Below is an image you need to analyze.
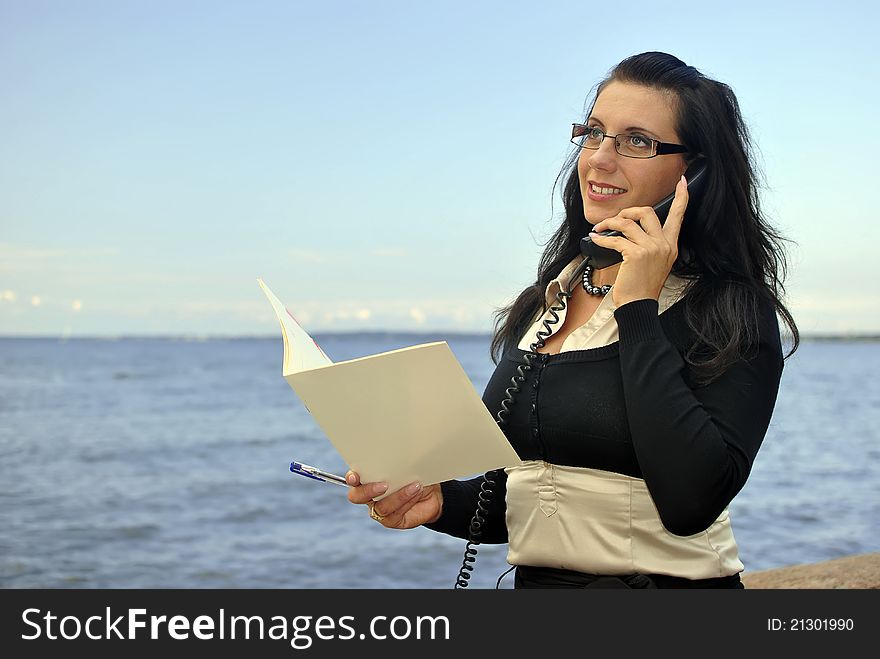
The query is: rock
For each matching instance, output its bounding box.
[741,552,880,589]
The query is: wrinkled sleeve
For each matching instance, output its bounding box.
[422,469,508,543]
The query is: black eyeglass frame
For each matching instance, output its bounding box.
[570,123,689,158]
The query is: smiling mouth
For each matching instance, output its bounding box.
[589,183,627,195]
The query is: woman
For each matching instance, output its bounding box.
[346,52,799,588]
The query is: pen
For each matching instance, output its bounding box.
[290,461,349,487]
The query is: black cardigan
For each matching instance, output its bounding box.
[425,295,784,541]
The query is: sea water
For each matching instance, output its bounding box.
[1,335,877,588]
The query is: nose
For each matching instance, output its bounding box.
[586,135,619,172]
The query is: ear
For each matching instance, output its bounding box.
[677,154,692,177]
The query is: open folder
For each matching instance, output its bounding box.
[258,279,522,496]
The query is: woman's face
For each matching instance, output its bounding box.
[578,80,688,225]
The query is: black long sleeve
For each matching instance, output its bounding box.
[423,295,784,542]
[423,469,508,543]
[614,298,783,535]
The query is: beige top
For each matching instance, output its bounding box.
[506,256,744,580]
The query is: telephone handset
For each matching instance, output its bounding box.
[580,160,708,270]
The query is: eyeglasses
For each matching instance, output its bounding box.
[570,123,689,159]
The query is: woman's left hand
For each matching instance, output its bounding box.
[588,175,689,308]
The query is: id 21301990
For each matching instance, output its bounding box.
[767,618,854,631]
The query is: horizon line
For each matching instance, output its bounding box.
[1,332,878,342]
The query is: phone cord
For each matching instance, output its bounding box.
[453,255,591,589]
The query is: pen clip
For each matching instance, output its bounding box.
[290,462,326,482]
[289,460,348,486]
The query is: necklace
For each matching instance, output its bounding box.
[582,264,612,296]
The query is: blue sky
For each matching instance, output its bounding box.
[1,0,877,337]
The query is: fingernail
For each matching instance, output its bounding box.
[681,175,687,186]
[345,472,356,485]
[374,482,388,495]
[406,482,422,496]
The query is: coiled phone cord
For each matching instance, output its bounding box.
[454,254,592,589]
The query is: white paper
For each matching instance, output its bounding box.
[259,279,522,496]
[258,278,332,373]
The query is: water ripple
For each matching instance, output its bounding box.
[1,337,877,587]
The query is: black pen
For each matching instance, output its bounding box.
[290,461,349,487]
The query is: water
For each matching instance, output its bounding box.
[1,336,877,588]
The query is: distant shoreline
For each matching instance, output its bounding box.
[2,333,880,342]
[1,332,493,341]
[794,334,880,342]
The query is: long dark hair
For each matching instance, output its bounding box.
[490,52,799,385]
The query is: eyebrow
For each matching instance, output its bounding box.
[587,117,663,140]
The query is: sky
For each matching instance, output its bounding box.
[1,0,878,337]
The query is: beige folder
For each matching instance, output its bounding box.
[259,279,522,497]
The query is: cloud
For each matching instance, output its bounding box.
[319,308,372,324]
[791,292,880,312]
[288,248,339,265]
[370,248,408,258]
[281,297,492,331]
[452,307,471,323]
[789,292,880,333]
[288,246,408,264]
[0,243,118,273]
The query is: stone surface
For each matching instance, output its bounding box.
[741,552,880,589]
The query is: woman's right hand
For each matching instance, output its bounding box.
[345,471,443,530]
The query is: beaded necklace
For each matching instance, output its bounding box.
[582,263,612,296]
